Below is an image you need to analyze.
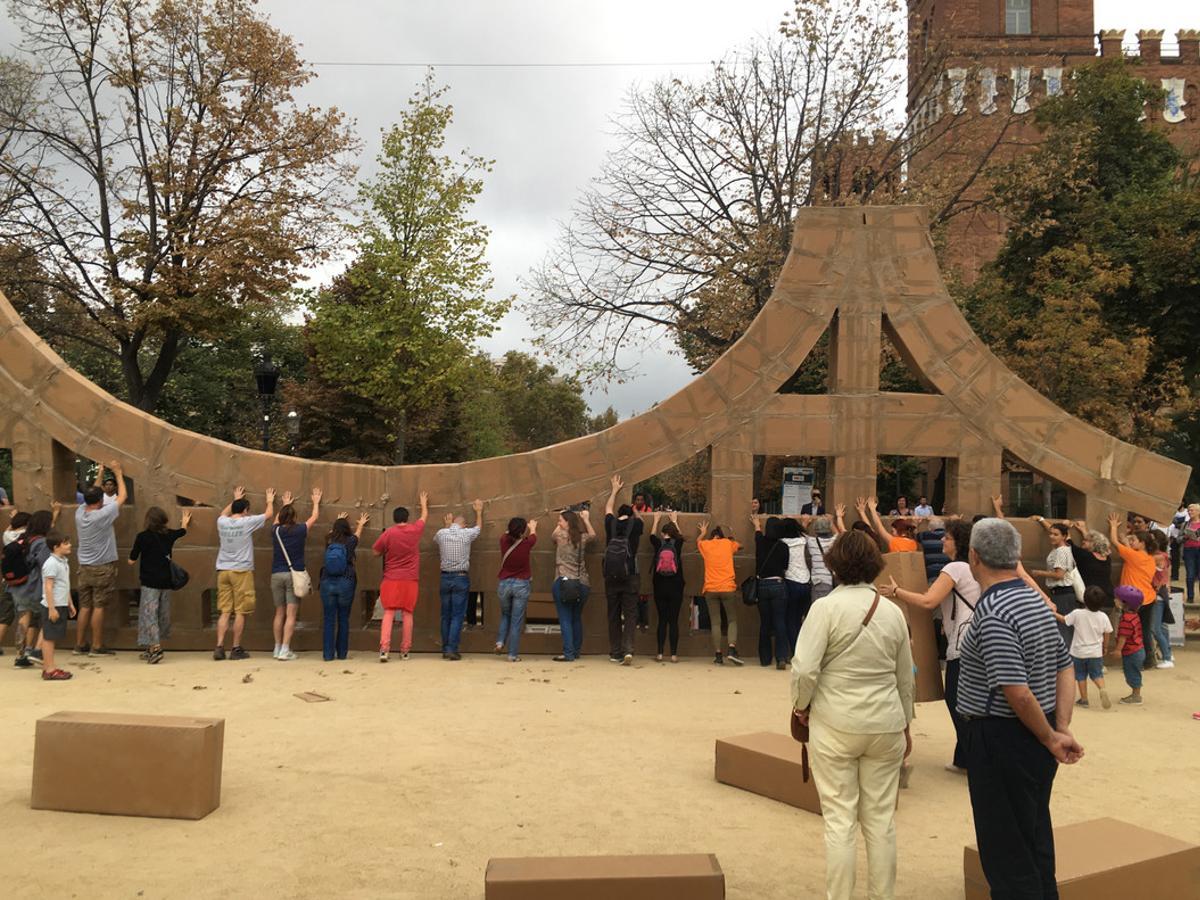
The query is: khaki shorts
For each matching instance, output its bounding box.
[77,562,119,609]
[217,570,256,616]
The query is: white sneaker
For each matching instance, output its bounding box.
[379,651,388,663]
[277,649,297,661]
[272,645,282,659]
[1155,660,1174,669]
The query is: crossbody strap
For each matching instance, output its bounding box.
[755,538,781,579]
[825,590,881,668]
[499,535,525,569]
[275,527,296,570]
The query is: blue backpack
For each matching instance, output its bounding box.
[324,541,350,577]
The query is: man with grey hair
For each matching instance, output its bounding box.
[957,517,1082,897]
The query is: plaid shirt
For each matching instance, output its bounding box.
[434,524,480,572]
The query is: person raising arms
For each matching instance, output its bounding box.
[373,491,430,662]
[1107,512,1158,670]
[864,497,919,553]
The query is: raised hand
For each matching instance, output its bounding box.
[835,503,846,517]
[311,487,323,503]
[419,491,429,505]
[265,488,276,503]
[472,498,484,513]
[528,518,539,534]
[281,490,294,506]
[443,513,454,527]
[1107,512,1121,526]
[357,512,370,527]
[181,511,193,529]
[669,511,679,525]
[233,485,246,500]
[336,511,349,520]
[610,474,623,492]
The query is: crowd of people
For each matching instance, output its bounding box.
[0,461,1195,897]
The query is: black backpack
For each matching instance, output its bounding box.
[603,523,635,579]
[2,533,32,586]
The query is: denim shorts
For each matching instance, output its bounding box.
[1072,656,1103,681]
[1122,649,1145,690]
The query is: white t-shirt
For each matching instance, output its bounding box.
[216,514,267,571]
[41,554,71,608]
[782,537,810,583]
[939,561,980,660]
[1065,609,1112,659]
[3,527,24,547]
[914,504,934,517]
[1046,545,1075,588]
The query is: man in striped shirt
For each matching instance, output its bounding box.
[434,500,483,660]
[958,518,1083,898]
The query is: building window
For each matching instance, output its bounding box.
[1006,0,1031,35]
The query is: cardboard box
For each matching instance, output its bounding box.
[964,817,1200,899]
[485,854,724,899]
[715,732,821,815]
[31,711,224,820]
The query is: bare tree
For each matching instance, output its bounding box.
[0,0,357,411]
[527,0,1028,376]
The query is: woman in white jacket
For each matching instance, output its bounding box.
[790,529,915,900]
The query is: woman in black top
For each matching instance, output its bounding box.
[1067,521,1114,606]
[128,506,190,664]
[752,515,790,669]
[648,511,685,663]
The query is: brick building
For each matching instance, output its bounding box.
[906,0,1200,276]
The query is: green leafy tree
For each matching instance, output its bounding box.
[962,59,1198,453]
[307,77,508,464]
[0,0,356,411]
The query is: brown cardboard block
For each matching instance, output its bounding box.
[964,817,1200,899]
[714,732,822,815]
[485,854,724,900]
[31,711,224,820]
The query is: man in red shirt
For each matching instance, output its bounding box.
[372,491,429,662]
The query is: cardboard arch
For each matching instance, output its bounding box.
[0,206,1187,656]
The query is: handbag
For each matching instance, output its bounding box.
[790,590,882,783]
[275,527,312,599]
[168,560,189,591]
[558,539,585,604]
[741,539,781,606]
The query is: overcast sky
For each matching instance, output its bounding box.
[5,1,1196,417]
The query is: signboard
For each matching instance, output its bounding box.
[781,466,815,515]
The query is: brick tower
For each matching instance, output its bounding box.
[906,1,1200,277]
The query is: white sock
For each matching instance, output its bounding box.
[281,644,290,654]
[274,643,281,656]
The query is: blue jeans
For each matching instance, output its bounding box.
[1150,591,1172,662]
[1183,545,1200,601]
[320,576,355,661]
[496,578,532,659]
[552,578,589,659]
[1122,649,1145,690]
[440,572,470,654]
[783,579,812,656]
[756,579,789,665]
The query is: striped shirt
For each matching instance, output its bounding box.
[956,578,1070,718]
[806,535,835,585]
[434,524,480,572]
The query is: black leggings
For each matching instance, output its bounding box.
[653,578,684,655]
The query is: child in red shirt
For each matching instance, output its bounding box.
[1113,585,1145,705]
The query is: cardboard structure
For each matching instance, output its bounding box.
[0,206,1189,655]
[964,817,1200,898]
[484,854,724,900]
[31,711,224,820]
[715,732,823,815]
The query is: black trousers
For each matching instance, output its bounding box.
[964,715,1059,899]
[943,658,968,770]
[1137,603,1156,667]
[605,576,638,657]
[756,579,788,665]
[653,578,684,655]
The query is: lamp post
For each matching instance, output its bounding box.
[286,409,300,455]
[254,356,280,451]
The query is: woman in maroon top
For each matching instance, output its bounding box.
[495,516,538,661]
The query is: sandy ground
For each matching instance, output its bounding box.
[2,642,1199,900]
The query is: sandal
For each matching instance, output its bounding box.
[147,648,164,665]
[42,668,73,681]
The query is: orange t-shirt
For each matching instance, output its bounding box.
[1116,543,1156,606]
[698,538,741,593]
[889,536,919,553]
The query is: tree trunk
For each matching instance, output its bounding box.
[392,408,407,466]
[120,329,182,414]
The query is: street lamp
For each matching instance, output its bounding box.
[254,356,280,451]
[286,409,300,455]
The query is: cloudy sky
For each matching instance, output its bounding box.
[6,1,1196,417]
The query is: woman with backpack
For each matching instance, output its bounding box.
[270,488,322,661]
[127,507,192,664]
[8,505,60,668]
[552,508,595,662]
[319,511,369,662]
[752,516,790,669]
[880,519,977,774]
[496,516,539,662]
[648,510,685,662]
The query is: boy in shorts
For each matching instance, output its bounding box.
[40,531,75,681]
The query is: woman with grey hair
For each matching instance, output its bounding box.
[806,516,837,601]
[1060,521,1116,629]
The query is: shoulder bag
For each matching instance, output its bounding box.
[498,535,525,574]
[558,539,586,604]
[790,590,882,782]
[275,527,312,599]
[740,539,781,606]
